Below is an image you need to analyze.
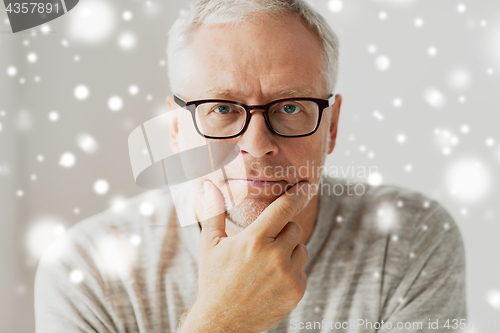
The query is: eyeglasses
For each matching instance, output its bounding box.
[173,94,336,139]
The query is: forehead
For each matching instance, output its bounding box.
[185,13,325,100]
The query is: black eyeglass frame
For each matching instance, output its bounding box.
[173,94,336,139]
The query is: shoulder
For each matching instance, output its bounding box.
[319,175,464,247]
[36,188,175,280]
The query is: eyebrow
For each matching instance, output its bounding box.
[203,88,314,99]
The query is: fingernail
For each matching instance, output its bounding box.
[204,181,210,194]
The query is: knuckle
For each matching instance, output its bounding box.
[200,230,215,246]
[276,200,296,218]
[271,252,288,272]
[244,236,264,256]
[246,235,259,250]
[298,243,308,258]
[286,281,305,306]
[288,222,303,240]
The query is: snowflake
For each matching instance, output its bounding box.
[6,66,17,77]
[68,0,116,43]
[449,69,470,90]
[108,96,124,112]
[48,111,59,122]
[94,179,110,195]
[59,152,76,168]
[139,201,155,217]
[118,32,137,51]
[328,0,343,13]
[111,196,127,213]
[424,87,445,108]
[74,85,90,100]
[70,270,84,284]
[122,10,133,21]
[77,133,99,154]
[367,44,377,54]
[427,46,437,56]
[375,55,390,71]
[368,172,383,186]
[130,235,141,246]
[393,98,402,107]
[445,157,491,203]
[27,53,38,63]
[373,110,384,121]
[396,133,406,144]
[129,85,139,95]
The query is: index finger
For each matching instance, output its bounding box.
[244,182,312,239]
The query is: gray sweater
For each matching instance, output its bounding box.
[34,176,467,332]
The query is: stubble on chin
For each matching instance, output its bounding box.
[224,197,274,229]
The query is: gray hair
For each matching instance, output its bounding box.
[167,0,340,96]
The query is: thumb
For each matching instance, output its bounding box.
[199,180,227,248]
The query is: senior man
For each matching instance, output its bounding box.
[34,0,467,332]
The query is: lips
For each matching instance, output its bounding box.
[230,178,283,183]
[226,178,296,192]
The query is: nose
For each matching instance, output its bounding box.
[237,110,278,158]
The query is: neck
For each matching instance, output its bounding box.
[194,193,319,245]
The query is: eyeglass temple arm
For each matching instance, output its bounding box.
[328,93,336,107]
[173,94,186,108]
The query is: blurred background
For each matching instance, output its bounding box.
[1,0,499,332]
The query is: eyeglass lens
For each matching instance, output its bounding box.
[194,100,320,137]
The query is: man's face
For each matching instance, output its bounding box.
[168,13,341,228]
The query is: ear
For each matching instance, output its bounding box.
[166,95,180,154]
[327,94,342,155]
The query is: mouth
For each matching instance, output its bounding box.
[228,178,285,185]
[230,178,283,182]
[226,178,304,190]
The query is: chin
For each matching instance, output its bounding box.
[225,197,273,229]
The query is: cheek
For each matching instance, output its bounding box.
[282,137,326,180]
[177,110,206,150]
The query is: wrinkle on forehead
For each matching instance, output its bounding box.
[186,13,325,99]
[204,87,314,99]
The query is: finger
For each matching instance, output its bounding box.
[298,270,308,290]
[290,243,308,272]
[245,182,311,239]
[275,222,303,257]
[199,180,227,248]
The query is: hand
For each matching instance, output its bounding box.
[181,180,312,333]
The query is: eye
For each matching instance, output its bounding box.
[211,104,233,114]
[280,104,301,115]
